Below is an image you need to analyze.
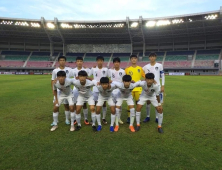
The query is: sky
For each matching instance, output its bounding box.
[0,0,221,21]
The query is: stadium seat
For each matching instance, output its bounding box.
[0,61,24,67]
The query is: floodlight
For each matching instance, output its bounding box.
[131,22,138,27]
[156,20,171,26]
[146,21,156,27]
[47,23,55,29]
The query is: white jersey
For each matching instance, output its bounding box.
[72,79,97,98]
[91,66,109,92]
[97,84,116,99]
[137,81,160,97]
[108,68,125,82]
[51,67,72,80]
[143,63,165,86]
[112,81,141,99]
[70,67,92,78]
[53,78,73,97]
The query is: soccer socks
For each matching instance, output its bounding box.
[102,107,107,119]
[130,108,135,126]
[75,114,81,126]
[53,112,59,125]
[70,112,76,125]
[111,114,116,127]
[91,112,96,126]
[115,108,120,126]
[96,114,101,126]
[119,107,122,120]
[136,112,141,125]
[65,111,70,122]
[146,104,151,117]
[155,109,158,119]
[83,108,88,120]
[158,113,163,127]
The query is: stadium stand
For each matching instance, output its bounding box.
[194,49,220,68]
[26,51,52,68]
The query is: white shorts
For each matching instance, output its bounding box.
[53,92,69,105]
[116,96,134,106]
[93,92,99,101]
[137,95,159,107]
[56,95,74,107]
[76,95,95,106]
[96,95,115,107]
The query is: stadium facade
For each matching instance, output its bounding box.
[0,6,222,75]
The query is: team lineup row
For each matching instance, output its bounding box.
[50,54,165,133]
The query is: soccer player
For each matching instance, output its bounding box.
[71,56,92,125]
[51,71,75,132]
[142,52,165,123]
[51,56,72,125]
[112,75,141,132]
[125,54,145,123]
[91,56,109,124]
[108,57,125,124]
[73,70,98,131]
[135,73,164,133]
[95,77,117,132]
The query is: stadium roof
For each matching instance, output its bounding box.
[0,7,222,52]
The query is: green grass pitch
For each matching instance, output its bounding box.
[0,75,221,169]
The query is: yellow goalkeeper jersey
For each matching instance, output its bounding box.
[125,66,145,91]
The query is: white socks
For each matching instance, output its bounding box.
[115,108,120,126]
[130,108,135,126]
[83,108,88,120]
[65,111,70,122]
[53,112,59,125]
[155,109,158,119]
[111,114,116,127]
[158,113,163,127]
[146,104,150,117]
[136,111,141,125]
[91,112,96,126]
[96,114,101,126]
[75,114,81,126]
[102,107,107,119]
[70,112,76,125]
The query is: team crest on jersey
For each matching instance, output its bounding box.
[86,86,90,89]
[103,71,105,74]
[119,72,122,76]
[112,73,115,78]
[147,69,150,73]
[66,70,69,74]
[95,73,97,77]
[151,89,155,92]
[138,69,140,72]
[155,67,158,70]
[129,71,133,75]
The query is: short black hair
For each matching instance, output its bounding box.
[100,77,109,84]
[113,57,121,63]
[58,56,66,61]
[145,73,155,79]
[57,70,66,77]
[78,70,88,77]
[96,55,104,61]
[149,52,157,57]
[130,54,138,59]
[76,56,83,61]
[122,75,132,82]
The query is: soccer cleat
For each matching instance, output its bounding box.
[158,127,164,133]
[70,125,75,131]
[102,119,107,125]
[155,118,158,123]
[65,120,70,125]
[114,125,119,132]
[118,119,124,125]
[73,120,77,125]
[135,125,140,132]
[89,120,93,125]
[76,125,81,131]
[50,125,58,132]
[97,125,102,131]
[143,117,150,123]
[126,117,130,124]
[129,126,135,132]
[110,126,114,132]
[92,125,97,131]
[84,119,90,125]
